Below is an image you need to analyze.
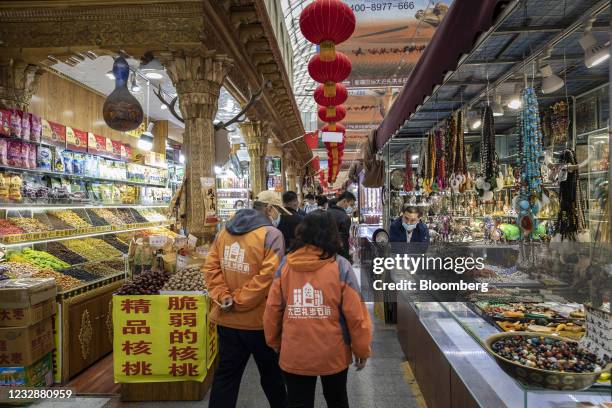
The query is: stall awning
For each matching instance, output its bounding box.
[375,0,512,150]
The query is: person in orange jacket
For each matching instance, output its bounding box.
[204,190,290,408]
[264,210,373,408]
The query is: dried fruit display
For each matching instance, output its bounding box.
[115,270,170,295]
[161,265,205,292]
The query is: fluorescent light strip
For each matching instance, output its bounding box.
[2,224,170,248]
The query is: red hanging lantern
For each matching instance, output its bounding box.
[304,131,318,149]
[308,52,352,97]
[322,123,346,134]
[314,83,348,106]
[299,0,356,61]
[318,105,346,123]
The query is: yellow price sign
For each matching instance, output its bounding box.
[113,295,208,383]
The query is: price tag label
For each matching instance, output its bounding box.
[176,254,189,271]
[149,234,167,247]
[195,246,209,257]
[187,234,198,248]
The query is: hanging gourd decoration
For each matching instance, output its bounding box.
[318,105,346,123]
[299,0,356,62]
[308,52,352,97]
[103,56,143,131]
[314,83,348,107]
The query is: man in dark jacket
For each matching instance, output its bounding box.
[389,205,430,243]
[277,191,303,250]
[327,191,356,259]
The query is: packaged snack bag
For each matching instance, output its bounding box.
[53,148,65,173]
[28,143,37,169]
[37,145,52,170]
[30,114,42,142]
[0,138,7,166]
[0,173,8,200]
[21,112,31,141]
[0,110,10,136]
[7,140,23,167]
[61,150,73,174]
[9,110,21,138]
[9,174,22,201]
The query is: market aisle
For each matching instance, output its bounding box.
[30,307,419,408]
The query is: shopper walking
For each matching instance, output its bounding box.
[277,191,304,250]
[327,191,356,260]
[264,210,372,408]
[316,195,328,210]
[389,205,430,243]
[204,190,290,408]
[303,193,319,214]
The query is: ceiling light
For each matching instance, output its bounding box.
[138,135,153,151]
[580,18,610,68]
[214,165,223,175]
[179,154,185,164]
[469,111,482,130]
[540,64,564,94]
[106,70,115,80]
[130,75,141,92]
[507,84,523,110]
[144,72,163,80]
[160,104,167,110]
[411,155,419,161]
[492,94,504,117]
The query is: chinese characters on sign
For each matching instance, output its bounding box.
[113,295,210,383]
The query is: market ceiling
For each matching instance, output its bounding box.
[281,0,454,156]
[380,0,611,148]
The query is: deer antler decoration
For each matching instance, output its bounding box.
[153,80,271,131]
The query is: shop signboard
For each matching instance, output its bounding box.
[113,295,208,383]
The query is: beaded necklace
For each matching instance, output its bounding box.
[480,106,497,189]
[435,128,446,190]
[404,148,414,192]
[516,87,544,237]
[555,149,586,241]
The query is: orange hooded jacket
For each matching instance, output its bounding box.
[264,245,372,376]
[204,209,285,330]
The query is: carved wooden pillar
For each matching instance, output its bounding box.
[159,49,233,240]
[152,120,168,155]
[286,163,297,193]
[0,59,44,111]
[240,121,268,195]
[280,148,287,193]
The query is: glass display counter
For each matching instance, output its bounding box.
[396,289,611,407]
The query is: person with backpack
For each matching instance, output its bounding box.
[264,210,372,408]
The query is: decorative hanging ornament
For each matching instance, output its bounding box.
[318,105,346,123]
[308,52,352,97]
[103,56,144,131]
[322,123,346,134]
[314,83,348,106]
[299,0,356,61]
[304,131,319,149]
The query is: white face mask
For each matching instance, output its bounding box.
[345,206,354,215]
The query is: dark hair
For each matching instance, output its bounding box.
[402,205,422,216]
[291,210,341,259]
[316,195,328,206]
[282,191,298,205]
[338,191,356,202]
[305,193,315,200]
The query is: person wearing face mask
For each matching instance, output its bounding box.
[389,205,430,243]
[204,189,290,408]
[327,191,356,260]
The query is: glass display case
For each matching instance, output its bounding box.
[397,296,611,408]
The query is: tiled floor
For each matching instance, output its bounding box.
[30,307,419,408]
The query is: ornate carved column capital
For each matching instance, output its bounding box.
[0,59,44,111]
[159,49,233,120]
[239,121,268,194]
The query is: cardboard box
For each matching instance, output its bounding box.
[0,298,56,328]
[0,318,54,367]
[0,352,53,386]
[0,279,57,309]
